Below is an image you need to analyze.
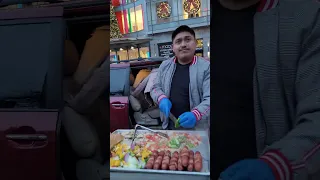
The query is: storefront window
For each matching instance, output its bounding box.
[110,50,117,61]
[182,0,201,20]
[115,5,144,34]
[135,5,144,31]
[195,38,203,57]
[128,47,139,59]
[118,48,128,61]
[113,46,150,61]
[139,47,150,58]
[129,7,137,32]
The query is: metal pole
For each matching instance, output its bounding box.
[150,0,153,35]
[177,0,179,24]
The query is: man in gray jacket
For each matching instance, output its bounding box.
[213,0,320,180]
[150,25,210,130]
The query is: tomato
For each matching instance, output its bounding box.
[148,144,158,151]
[196,135,202,141]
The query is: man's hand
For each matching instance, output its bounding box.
[220,159,275,180]
[159,98,172,118]
[179,112,197,128]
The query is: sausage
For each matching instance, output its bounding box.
[187,151,194,171]
[165,150,171,156]
[169,151,178,170]
[169,151,179,170]
[152,150,159,158]
[194,151,203,172]
[158,150,165,157]
[172,151,179,158]
[177,154,184,171]
[180,146,189,167]
[146,155,155,169]
[161,151,171,170]
[154,154,163,170]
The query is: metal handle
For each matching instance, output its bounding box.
[111,103,125,109]
[131,124,156,148]
[135,124,156,133]
[6,134,47,141]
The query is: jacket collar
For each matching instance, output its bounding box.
[257,0,279,12]
[173,56,197,66]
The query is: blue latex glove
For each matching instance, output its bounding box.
[178,112,197,128]
[159,98,172,118]
[220,159,275,180]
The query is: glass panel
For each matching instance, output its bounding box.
[129,7,136,32]
[135,5,144,31]
[110,67,130,95]
[118,49,128,60]
[128,47,139,59]
[123,9,129,34]
[195,38,203,57]
[115,10,125,34]
[110,51,117,61]
[139,47,150,58]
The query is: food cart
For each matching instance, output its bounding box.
[110,128,210,180]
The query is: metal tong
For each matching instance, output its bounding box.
[130,124,169,148]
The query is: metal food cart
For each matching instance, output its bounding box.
[110,130,210,180]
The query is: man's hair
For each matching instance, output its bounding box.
[171,25,195,41]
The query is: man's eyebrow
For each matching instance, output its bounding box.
[174,37,182,42]
[174,35,192,42]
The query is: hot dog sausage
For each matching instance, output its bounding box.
[161,150,171,170]
[169,151,179,171]
[187,151,194,171]
[154,154,163,170]
[180,146,189,167]
[194,151,202,172]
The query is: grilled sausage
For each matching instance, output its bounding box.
[194,151,202,172]
[169,151,179,170]
[161,150,171,170]
[187,151,194,171]
[180,146,189,167]
[177,155,184,171]
[146,155,155,169]
[154,154,163,170]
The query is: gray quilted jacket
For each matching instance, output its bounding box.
[150,56,210,130]
[253,0,320,179]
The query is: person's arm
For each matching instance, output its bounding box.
[259,7,320,180]
[191,65,210,121]
[150,61,168,104]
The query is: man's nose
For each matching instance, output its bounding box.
[181,41,187,47]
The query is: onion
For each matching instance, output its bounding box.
[138,159,146,169]
[124,153,130,162]
[128,155,139,165]
[130,144,135,150]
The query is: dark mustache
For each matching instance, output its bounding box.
[179,48,190,51]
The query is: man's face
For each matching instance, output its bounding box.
[172,31,197,61]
